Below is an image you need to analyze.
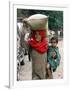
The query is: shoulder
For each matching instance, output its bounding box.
[55,47,60,54]
[55,47,59,50]
[48,46,51,50]
[47,46,52,53]
[48,46,52,49]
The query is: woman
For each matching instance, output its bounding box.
[25,14,48,79]
[28,30,48,79]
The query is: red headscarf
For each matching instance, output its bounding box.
[28,30,48,53]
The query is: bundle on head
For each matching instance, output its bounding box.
[27,14,48,31]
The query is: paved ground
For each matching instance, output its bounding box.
[18,40,63,80]
[19,56,32,80]
[53,40,63,79]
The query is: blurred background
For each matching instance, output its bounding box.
[17,9,63,38]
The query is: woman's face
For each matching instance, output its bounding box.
[35,32,41,42]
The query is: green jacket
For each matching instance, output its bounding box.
[47,46,61,70]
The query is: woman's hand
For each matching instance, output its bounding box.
[47,63,50,68]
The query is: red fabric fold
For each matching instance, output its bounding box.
[28,30,48,53]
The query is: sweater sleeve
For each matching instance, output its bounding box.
[55,48,61,66]
[47,52,57,69]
